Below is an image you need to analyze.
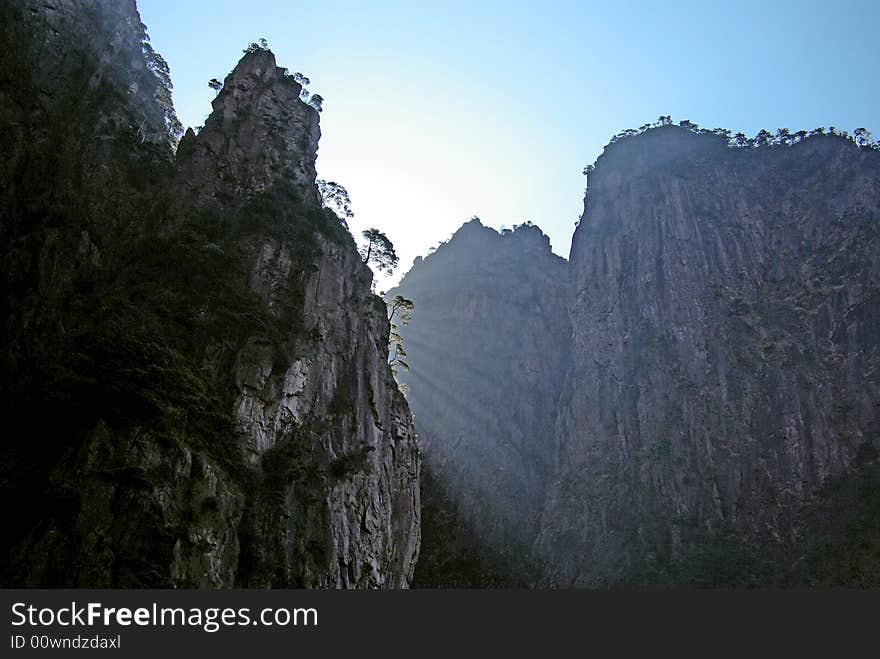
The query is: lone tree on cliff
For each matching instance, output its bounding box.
[854,127,873,147]
[387,295,414,376]
[317,179,354,227]
[360,228,399,275]
[308,93,324,112]
[292,72,312,102]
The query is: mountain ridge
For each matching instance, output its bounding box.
[397,124,880,586]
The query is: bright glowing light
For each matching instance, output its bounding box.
[139,0,880,290]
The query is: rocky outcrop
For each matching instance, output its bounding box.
[176,49,320,207]
[0,0,418,588]
[539,127,880,585]
[392,219,569,579]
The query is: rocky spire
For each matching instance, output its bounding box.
[177,49,321,206]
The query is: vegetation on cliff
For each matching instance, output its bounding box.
[1,1,418,588]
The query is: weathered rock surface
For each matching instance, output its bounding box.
[536,127,880,586]
[392,219,569,579]
[396,126,880,586]
[176,49,320,207]
[0,0,419,588]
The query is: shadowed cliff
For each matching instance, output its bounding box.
[392,218,569,583]
[0,0,419,588]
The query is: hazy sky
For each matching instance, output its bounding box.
[139,0,879,288]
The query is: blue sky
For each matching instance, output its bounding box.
[139,0,880,287]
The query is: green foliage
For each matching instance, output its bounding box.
[360,228,399,275]
[0,8,369,586]
[329,446,373,480]
[139,25,183,144]
[854,127,874,148]
[283,70,324,111]
[288,71,313,103]
[317,179,354,227]
[236,426,331,586]
[412,468,528,588]
[387,295,414,376]
[243,38,269,54]
[600,115,880,156]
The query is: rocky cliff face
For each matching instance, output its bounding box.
[392,219,569,579]
[536,126,880,586]
[175,49,320,208]
[0,0,419,588]
[395,126,880,587]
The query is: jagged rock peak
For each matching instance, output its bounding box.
[177,48,320,205]
[450,217,553,249]
[402,218,561,290]
[392,214,570,584]
[437,218,557,260]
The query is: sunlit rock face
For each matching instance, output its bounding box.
[537,127,880,586]
[0,0,418,587]
[392,219,570,578]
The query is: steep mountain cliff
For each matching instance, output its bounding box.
[0,0,419,587]
[537,126,880,586]
[392,219,569,581]
[396,126,880,587]
[4,0,877,591]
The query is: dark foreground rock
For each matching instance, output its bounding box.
[0,0,419,587]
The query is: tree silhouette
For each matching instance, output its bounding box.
[141,37,182,142]
[292,72,311,102]
[317,179,354,226]
[754,129,773,146]
[243,38,269,54]
[387,295,414,376]
[360,229,398,275]
[776,128,791,144]
[854,127,873,147]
